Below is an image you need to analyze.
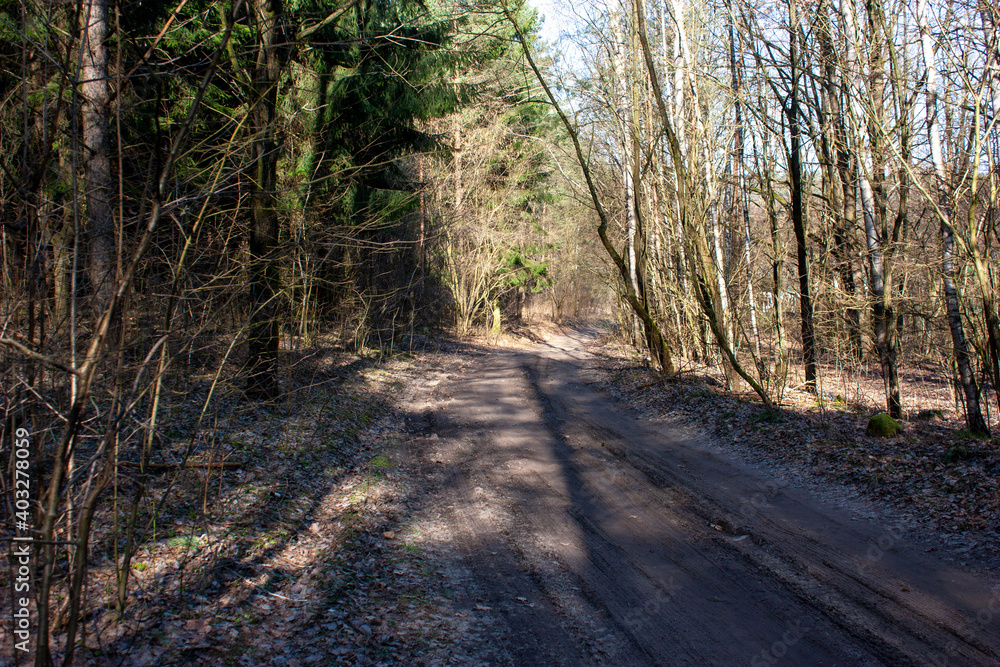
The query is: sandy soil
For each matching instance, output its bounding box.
[395,326,1000,665]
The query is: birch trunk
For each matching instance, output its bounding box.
[672,0,735,381]
[659,1,698,358]
[842,0,902,417]
[633,0,773,408]
[611,2,643,348]
[917,0,989,435]
[508,0,674,373]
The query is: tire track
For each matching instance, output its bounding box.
[409,330,1000,665]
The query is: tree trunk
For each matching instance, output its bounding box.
[762,138,788,378]
[624,107,642,336]
[788,0,817,392]
[865,0,902,418]
[727,0,761,362]
[81,0,115,321]
[504,2,673,374]
[603,0,674,372]
[817,0,863,362]
[508,2,675,374]
[418,154,426,276]
[886,119,911,421]
[661,0,698,360]
[245,0,284,400]
[616,4,644,352]
[673,0,736,385]
[656,146,695,360]
[978,3,1000,415]
[917,0,989,435]
[984,295,1000,415]
[633,0,772,408]
[842,0,902,417]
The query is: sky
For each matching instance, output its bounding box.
[527,0,591,76]
[530,0,573,47]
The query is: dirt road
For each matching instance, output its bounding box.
[401,328,1000,666]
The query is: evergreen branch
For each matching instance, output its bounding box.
[296,0,364,41]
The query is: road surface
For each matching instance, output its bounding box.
[402,328,1000,666]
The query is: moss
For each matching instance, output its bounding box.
[913,409,944,423]
[370,455,392,471]
[943,444,974,463]
[866,413,902,437]
[955,428,990,442]
[752,409,783,424]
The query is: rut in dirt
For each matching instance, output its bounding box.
[408,328,1000,666]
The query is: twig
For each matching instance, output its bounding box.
[0,337,78,375]
[226,568,310,603]
[143,460,245,470]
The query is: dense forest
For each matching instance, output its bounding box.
[0,0,998,662]
[528,0,1000,432]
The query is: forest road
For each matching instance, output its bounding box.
[402,327,1000,666]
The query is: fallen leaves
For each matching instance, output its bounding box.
[28,345,479,666]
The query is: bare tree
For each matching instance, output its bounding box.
[726,0,762,362]
[81,0,116,319]
[634,0,775,409]
[787,0,817,392]
[501,0,675,374]
[815,0,865,363]
[841,0,903,417]
[243,0,284,400]
[917,0,989,435]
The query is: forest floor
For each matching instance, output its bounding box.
[12,324,1000,665]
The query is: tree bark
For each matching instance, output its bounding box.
[81,0,116,320]
[245,0,284,400]
[672,0,736,384]
[727,0,761,362]
[979,2,1000,415]
[762,137,788,377]
[917,0,989,435]
[865,0,902,418]
[842,0,902,417]
[788,0,817,392]
[817,0,863,361]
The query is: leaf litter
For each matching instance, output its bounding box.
[36,338,488,666]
